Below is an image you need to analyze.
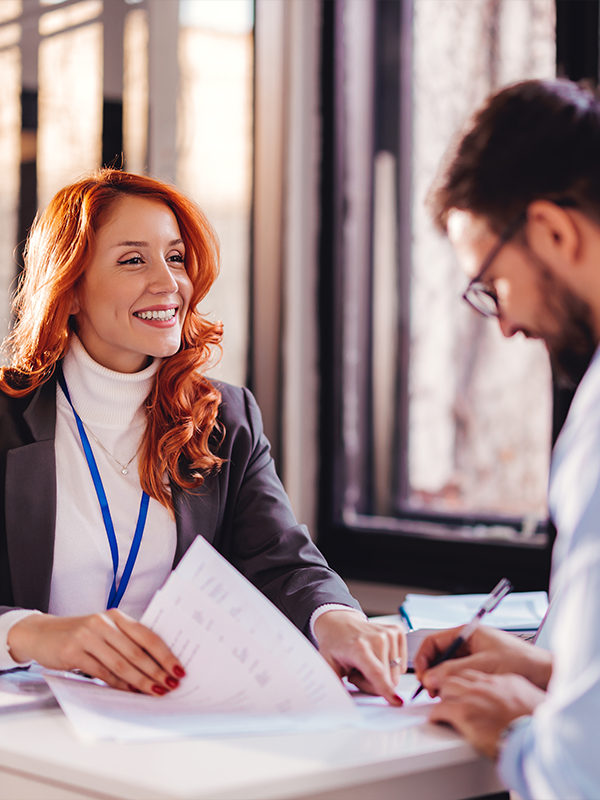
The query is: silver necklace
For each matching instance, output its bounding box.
[82,423,141,476]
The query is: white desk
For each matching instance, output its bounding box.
[0,700,504,800]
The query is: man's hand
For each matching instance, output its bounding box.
[313,610,407,705]
[429,669,546,760]
[7,610,185,696]
[414,625,553,695]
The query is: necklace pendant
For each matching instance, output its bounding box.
[121,467,128,475]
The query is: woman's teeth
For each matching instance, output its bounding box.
[135,309,177,321]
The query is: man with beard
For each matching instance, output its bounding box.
[414,79,600,799]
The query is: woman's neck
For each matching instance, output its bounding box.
[60,335,161,428]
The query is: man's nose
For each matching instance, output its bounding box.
[497,314,518,339]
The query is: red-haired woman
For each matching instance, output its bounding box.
[0,170,406,702]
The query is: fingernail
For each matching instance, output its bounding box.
[173,665,186,678]
[165,676,179,689]
[394,693,404,706]
[152,684,167,696]
[128,684,141,694]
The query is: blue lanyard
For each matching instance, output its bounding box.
[57,371,149,610]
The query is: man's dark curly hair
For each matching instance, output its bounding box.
[430,79,600,234]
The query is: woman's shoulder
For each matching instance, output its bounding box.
[0,384,41,415]
[208,380,264,437]
[0,376,56,447]
[210,379,259,415]
[210,379,251,402]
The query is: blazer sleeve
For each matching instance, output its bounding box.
[211,384,362,637]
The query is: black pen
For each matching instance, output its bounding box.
[411,577,513,700]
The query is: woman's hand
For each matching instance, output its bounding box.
[428,669,547,760]
[313,610,407,705]
[7,611,185,696]
[414,625,553,696]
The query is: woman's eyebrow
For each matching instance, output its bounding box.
[111,238,184,248]
[112,240,147,248]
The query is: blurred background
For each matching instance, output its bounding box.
[0,0,596,609]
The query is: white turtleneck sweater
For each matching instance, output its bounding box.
[0,336,177,668]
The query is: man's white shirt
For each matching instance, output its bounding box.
[499,345,600,799]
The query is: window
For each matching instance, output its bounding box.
[1,0,253,386]
[318,0,589,592]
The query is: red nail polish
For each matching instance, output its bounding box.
[165,676,179,689]
[394,694,404,705]
[128,684,141,694]
[173,665,185,678]
[152,684,167,696]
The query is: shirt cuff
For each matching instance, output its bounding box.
[309,604,368,644]
[0,609,42,671]
[497,715,535,799]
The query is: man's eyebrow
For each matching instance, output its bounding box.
[111,238,184,248]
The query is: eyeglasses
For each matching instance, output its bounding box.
[461,211,527,318]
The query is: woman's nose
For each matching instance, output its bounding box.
[148,260,178,293]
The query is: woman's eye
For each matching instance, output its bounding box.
[118,255,144,266]
[168,253,185,265]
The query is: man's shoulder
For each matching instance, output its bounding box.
[562,349,600,440]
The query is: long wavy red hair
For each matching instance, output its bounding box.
[2,169,225,511]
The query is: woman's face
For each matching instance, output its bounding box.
[72,195,193,373]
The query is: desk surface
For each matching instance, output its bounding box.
[0,681,505,800]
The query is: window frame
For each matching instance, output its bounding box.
[317,0,598,594]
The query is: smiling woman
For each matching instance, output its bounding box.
[0,169,407,704]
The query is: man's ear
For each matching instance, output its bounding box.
[525,200,581,273]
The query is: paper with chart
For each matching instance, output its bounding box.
[45,535,359,740]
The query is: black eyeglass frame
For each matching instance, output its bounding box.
[461,211,527,318]
[462,198,580,318]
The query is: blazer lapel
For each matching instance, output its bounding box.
[5,378,57,611]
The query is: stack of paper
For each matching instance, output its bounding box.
[38,537,442,741]
[45,535,360,740]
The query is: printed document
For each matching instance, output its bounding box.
[45,535,361,739]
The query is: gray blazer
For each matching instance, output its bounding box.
[0,374,360,636]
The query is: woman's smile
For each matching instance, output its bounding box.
[133,306,179,323]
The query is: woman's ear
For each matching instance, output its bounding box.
[525,200,581,272]
[69,294,80,315]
